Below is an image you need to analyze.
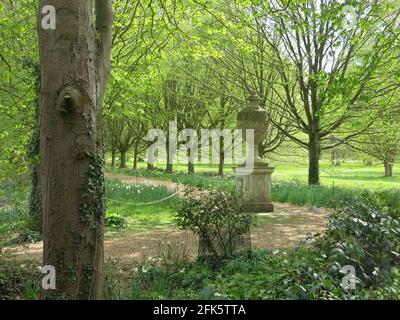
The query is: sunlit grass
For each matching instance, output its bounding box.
[105,179,179,234]
[106,159,400,191]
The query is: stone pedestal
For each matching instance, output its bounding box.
[234,163,275,213]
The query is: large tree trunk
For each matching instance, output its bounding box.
[38,0,112,300]
[384,161,394,177]
[308,136,321,185]
[119,150,127,168]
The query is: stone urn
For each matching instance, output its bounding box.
[234,93,275,213]
[237,93,269,164]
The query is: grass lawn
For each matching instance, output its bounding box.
[106,157,400,191]
[274,162,400,190]
[105,159,400,209]
[105,179,179,235]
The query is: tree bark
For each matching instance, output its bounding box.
[38,0,112,300]
[133,144,139,169]
[147,140,154,171]
[188,149,195,174]
[119,150,127,168]
[165,135,173,173]
[308,136,321,185]
[384,161,394,177]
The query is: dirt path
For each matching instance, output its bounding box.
[4,173,331,263]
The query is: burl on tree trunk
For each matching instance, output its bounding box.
[38,0,113,299]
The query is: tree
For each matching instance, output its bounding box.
[249,0,400,184]
[350,109,400,177]
[168,0,288,173]
[0,0,39,212]
[38,0,113,299]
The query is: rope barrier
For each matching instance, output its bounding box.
[105,190,181,206]
[105,178,183,206]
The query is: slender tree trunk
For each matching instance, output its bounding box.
[120,151,127,168]
[164,79,176,174]
[111,149,116,168]
[384,161,394,177]
[147,162,154,171]
[133,144,138,169]
[38,0,112,299]
[188,161,195,174]
[218,136,224,176]
[188,150,195,174]
[165,135,173,173]
[147,140,154,171]
[308,135,321,185]
[335,149,341,166]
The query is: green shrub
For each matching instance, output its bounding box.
[316,192,400,286]
[268,191,400,299]
[16,230,41,244]
[175,187,252,261]
[105,215,128,229]
[0,255,41,300]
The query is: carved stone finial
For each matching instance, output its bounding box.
[248,93,261,109]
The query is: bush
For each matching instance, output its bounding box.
[0,255,41,300]
[175,187,252,261]
[316,192,400,287]
[16,230,41,244]
[270,191,400,299]
[105,215,128,229]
